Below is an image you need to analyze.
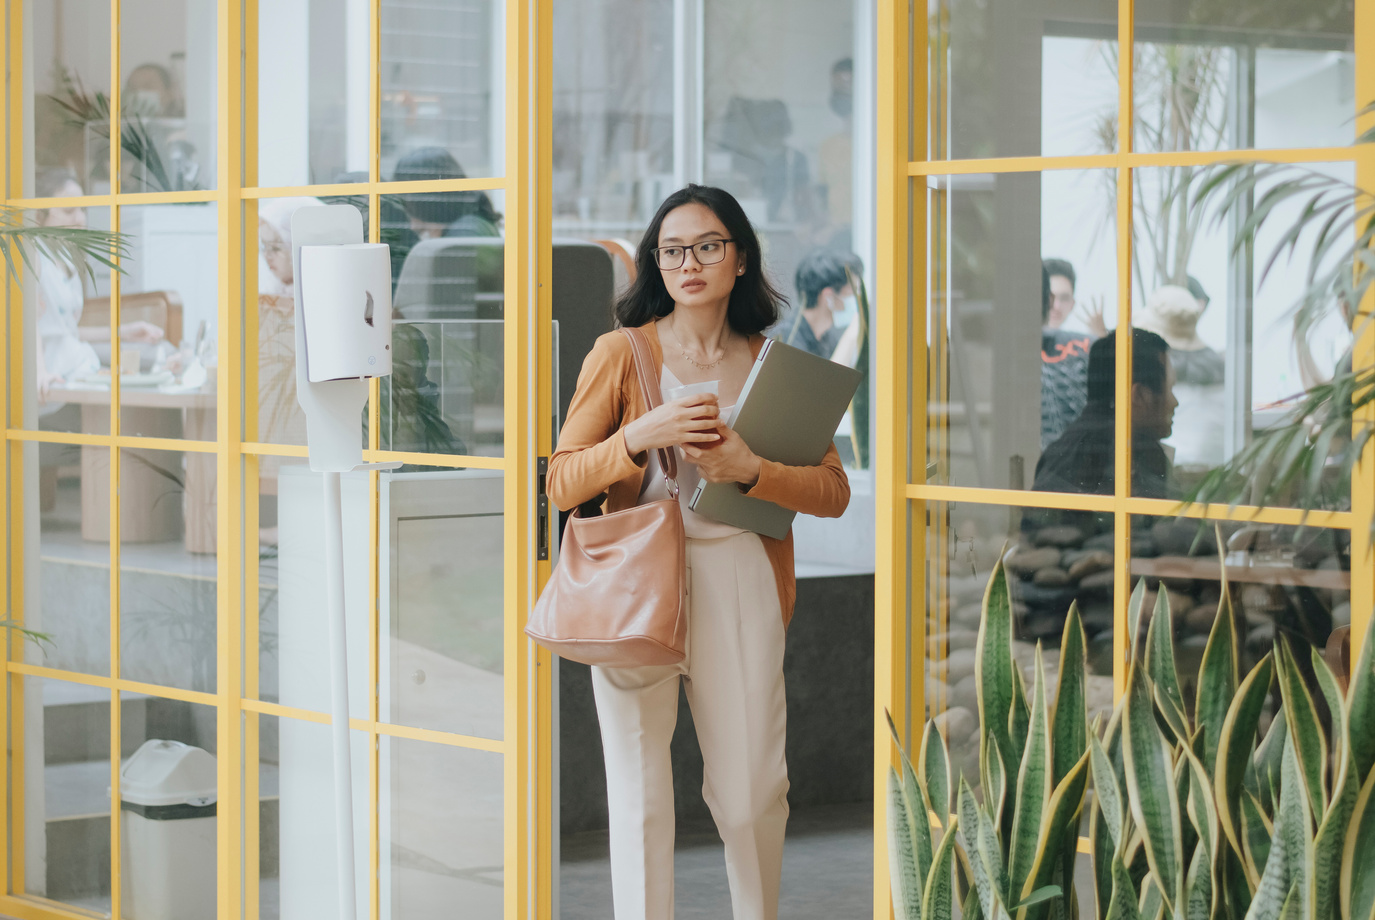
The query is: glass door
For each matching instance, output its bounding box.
[2,1,554,918]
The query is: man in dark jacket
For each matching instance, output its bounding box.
[1033,327,1178,500]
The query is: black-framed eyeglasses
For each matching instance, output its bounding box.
[652,239,736,271]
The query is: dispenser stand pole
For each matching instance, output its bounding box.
[321,470,358,920]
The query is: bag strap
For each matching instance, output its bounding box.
[621,326,679,495]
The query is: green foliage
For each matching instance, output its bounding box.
[888,552,1375,920]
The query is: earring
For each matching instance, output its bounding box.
[738,267,745,275]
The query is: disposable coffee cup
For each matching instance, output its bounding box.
[665,379,719,401]
[666,380,721,440]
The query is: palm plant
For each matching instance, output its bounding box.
[1183,103,1375,520]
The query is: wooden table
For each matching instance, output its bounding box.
[49,383,217,554]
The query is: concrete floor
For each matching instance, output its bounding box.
[559,802,872,920]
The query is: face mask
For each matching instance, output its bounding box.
[829,90,852,119]
[833,294,858,329]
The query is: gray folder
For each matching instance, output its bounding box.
[688,338,862,539]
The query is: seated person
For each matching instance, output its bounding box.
[1040,259,1094,448]
[779,248,861,359]
[34,169,164,404]
[1033,327,1178,500]
[393,147,501,239]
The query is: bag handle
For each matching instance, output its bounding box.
[621,326,679,497]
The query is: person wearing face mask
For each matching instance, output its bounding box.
[780,248,862,361]
[817,58,853,251]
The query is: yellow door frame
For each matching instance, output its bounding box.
[876,0,1375,917]
[0,0,556,917]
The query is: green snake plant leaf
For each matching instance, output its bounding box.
[1218,847,1254,920]
[1194,575,1239,775]
[1011,666,1032,796]
[1138,877,1164,920]
[1009,645,1053,902]
[1092,808,1114,920]
[1145,588,1188,742]
[1181,744,1219,869]
[1275,640,1328,817]
[1122,665,1182,913]
[1349,609,1375,784]
[886,710,935,900]
[1312,648,1356,920]
[1245,737,1315,920]
[1253,708,1289,816]
[1052,604,1089,788]
[964,882,985,920]
[1241,789,1274,885]
[1216,653,1275,864]
[960,778,1011,920]
[1017,748,1091,920]
[924,816,960,920]
[978,559,1020,826]
[1127,579,1148,663]
[1341,767,1375,920]
[888,767,923,920]
[986,735,1008,837]
[1183,843,1213,920]
[1013,887,1064,913]
[920,720,952,824]
[1106,854,1141,920]
[1090,729,1125,854]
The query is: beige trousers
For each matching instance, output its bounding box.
[591,531,790,920]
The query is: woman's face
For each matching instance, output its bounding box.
[39,181,87,229]
[657,203,745,311]
[260,219,292,285]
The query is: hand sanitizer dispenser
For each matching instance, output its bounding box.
[299,243,393,382]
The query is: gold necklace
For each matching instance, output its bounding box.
[668,318,727,371]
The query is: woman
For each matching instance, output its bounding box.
[547,185,850,920]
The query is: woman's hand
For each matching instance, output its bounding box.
[683,424,761,488]
[119,321,165,344]
[37,372,65,401]
[623,393,721,456]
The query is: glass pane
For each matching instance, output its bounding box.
[118,447,217,693]
[381,192,505,457]
[380,0,505,180]
[930,0,1118,160]
[17,677,111,912]
[25,0,111,197]
[118,697,219,920]
[922,501,1121,795]
[253,456,312,706]
[380,471,503,740]
[254,197,311,447]
[1133,1,1355,153]
[551,0,673,231]
[23,438,111,677]
[1129,516,1351,691]
[257,3,371,187]
[382,737,503,918]
[926,170,1118,494]
[254,714,369,919]
[118,202,220,439]
[1128,164,1355,508]
[271,467,372,715]
[23,205,114,432]
[119,0,217,191]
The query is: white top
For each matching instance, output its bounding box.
[36,255,100,383]
[638,365,747,540]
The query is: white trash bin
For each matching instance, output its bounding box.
[118,739,217,920]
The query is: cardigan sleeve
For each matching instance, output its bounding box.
[740,440,850,518]
[547,333,648,511]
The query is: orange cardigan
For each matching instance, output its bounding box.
[547,322,851,625]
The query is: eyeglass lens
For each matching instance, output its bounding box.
[655,240,730,270]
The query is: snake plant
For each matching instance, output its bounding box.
[890,554,1375,920]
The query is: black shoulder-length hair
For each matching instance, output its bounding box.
[614,184,786,335]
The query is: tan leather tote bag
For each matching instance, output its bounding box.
[524,327,688,667]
